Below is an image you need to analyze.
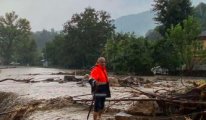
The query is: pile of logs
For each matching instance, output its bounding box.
[125,84,206,119]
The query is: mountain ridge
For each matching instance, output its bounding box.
[114,2,206,36]
[114,10,156,36]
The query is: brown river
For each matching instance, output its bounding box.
[0,66,131,120]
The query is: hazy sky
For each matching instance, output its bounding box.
[0,0,205,31]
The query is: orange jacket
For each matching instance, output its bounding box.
[90,64,108,83]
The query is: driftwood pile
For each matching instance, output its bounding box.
[74,76,206,120]
[123,81,206,120]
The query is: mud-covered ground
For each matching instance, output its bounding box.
[0,66,205,120]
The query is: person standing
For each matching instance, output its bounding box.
[88,57,111,120]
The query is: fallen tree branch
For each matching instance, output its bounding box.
[73,98,206,105]
[72,94,92,98]
[129,86,200,101]
[129,86,164,98]
[0,78,33,83]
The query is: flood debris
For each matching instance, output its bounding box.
[109,77,120,87]
[72,75,206,120]
[1,67,206,120]
[24,73,40,76]
[0,78,33,83]
[118,76,151,87]
[126,95,159,116]
[50,72,74,75]
[0,91,74,120]
[64,75,81,82]
[42,78,63,83]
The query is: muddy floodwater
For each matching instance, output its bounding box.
[0,67,90,100]
[0,67,131,120]
[0,66,205,120]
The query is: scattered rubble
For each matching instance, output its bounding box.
[0,92,74,120]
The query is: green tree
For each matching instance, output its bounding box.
[45,33,65,66]
[167,16,205,71]
[153,0,193,35]
[104,33,153,74]
[104,33,130,71]
[15,38,39,65]
[0,11,38,65]
[63,7,115,68]
[152,39,181,70]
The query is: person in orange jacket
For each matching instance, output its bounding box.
[89,57,111,120]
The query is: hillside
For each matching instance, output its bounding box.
[114,2,206,36]
[114,10,156,36]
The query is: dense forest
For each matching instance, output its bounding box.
[0,1,206,75]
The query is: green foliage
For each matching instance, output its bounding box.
[152,39,181,70]
[62,7,115,68]
[45,7,115,68]
[151,1,206,72]
[44,4,205,75]
[0,11,39,65]
[15,38,39,65]
[104,33,153,74]
[44,34,65,66]
[153,0,193,35]
[166,16,204,71]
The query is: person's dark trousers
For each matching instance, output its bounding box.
[94,97,106,112]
